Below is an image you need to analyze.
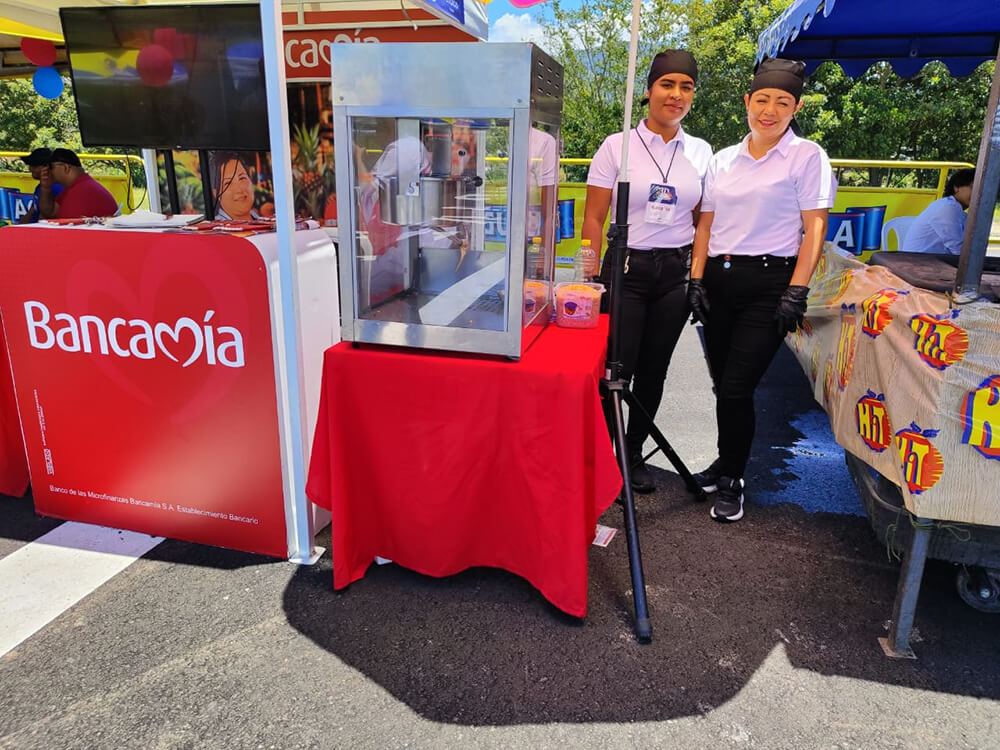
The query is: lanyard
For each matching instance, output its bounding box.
[637,129,680,184]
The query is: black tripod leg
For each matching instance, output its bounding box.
[609,386,652,643]
[622,388,709,502]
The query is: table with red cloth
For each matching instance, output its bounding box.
[306,316,623,617]
[0,321,30,498]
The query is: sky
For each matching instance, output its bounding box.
[486,0,564,44]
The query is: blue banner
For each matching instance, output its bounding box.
[423,0,464,25]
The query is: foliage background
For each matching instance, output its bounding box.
[542,0,992,185]
[0,2,992,193]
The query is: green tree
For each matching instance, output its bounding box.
[681,0,789,150]
[543,0,688,179]
[0,76,82,153]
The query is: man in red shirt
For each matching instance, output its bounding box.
[40,148,119,219]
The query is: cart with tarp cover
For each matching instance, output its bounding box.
[757,0,1000,657]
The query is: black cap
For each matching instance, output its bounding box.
[647,49,698,88]
[641,49,698,106]
[20,148,52,167]
[48,147,82,168]
[750,58,807,101]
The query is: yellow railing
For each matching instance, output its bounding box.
[0,151,147,213]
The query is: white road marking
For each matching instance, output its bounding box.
[0,522,163,657]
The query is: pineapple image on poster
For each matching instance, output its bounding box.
[288,82,337,224]
[861,288,908,339]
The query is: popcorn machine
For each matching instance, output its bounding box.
[331,43,563,358]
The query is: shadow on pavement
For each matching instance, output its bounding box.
[1,491,63,543]
[281,488,1000,725]
[281,343,1000,725]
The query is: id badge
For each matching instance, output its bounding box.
[645,183,677,225]
[527,205,543,237]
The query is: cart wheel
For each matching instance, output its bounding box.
[956,566,1000,613]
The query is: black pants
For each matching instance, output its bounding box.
[601,246,690,459]
[703,254,795,479]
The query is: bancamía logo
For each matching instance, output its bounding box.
[895,421,944,495]
[861,288,908,339]
[856,390,891,452]
[23,301,245,368]
[908,309,968,371]
[961,374,1000,461]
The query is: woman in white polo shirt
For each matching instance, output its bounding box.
[687,58,835,522]
[583,49,713,494]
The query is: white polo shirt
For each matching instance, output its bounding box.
[587,120,712,249]
[900,195,967,254]
[702,128,836,258]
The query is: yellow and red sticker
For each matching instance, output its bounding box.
[861,288,908,339]
[961,374,1000,461]
[909,310,969,371]
[895,422,944,495]
[856,390,891,452]
[836,303,857,391]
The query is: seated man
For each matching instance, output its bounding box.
[901,168,975,254]
[41,148,119,220]
[17,148,63,223]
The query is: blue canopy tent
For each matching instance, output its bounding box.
[757,1,1000,659]
[756,0,1000,301]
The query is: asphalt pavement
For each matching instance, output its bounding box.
[2,325,999,750]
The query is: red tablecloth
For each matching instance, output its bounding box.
[306,317,622,617]
[0,320,29,497]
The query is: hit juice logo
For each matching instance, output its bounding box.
[861,288,908,339]
[856,390,891,452]
[909,310,968,371]
[895,421,944,494]
[962,374,1000,460]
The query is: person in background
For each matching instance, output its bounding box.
[901,168,976,254]
[17,148,63,223]
[210,151,260,222]
[41,148,118,220]
[583,49,713,494]
[688,58,835,522]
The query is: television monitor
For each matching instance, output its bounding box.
[60,4,270,151]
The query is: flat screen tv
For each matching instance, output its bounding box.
[60,4,270,150]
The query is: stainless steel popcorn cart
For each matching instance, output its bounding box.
[331,42,563,358]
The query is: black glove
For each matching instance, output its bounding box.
[687,278,710,326]
[775,285,810,336]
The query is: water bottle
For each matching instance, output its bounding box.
[573,239,597,281]
[527,236,544,279]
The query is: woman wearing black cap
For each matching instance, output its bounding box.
[583,49,712,494]
[688,58,836,522]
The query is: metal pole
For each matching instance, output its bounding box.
[161,150,180,215]
[141,149,161,213]
[260,0,320,564]
[879,516,932,659]
[954,47,1000,303]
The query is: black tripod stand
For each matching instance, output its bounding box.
[602,180,708,643]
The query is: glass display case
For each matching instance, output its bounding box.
[331,43,563,358]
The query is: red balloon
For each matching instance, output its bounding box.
[136,44,174,87]
[20,37,57,67]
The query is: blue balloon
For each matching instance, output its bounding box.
[33,66,64,99]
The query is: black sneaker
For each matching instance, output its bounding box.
[693,458,724,492]
[629,462,655,494]
[709,476,744,522]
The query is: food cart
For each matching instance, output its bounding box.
[0,0,488,561]
[757,0,1000,657]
